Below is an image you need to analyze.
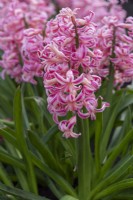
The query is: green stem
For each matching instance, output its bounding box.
[104,65,114,103]
[71,16,79,49]
[94,120,102,177]
[104,26,116,108]
[94,98,103,177]
[100,26,116,161]
[77,117,91,200]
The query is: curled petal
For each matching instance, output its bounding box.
[63,131,81,139]
[59,116,81,138]
[75,91,84,101]
[78,110,90,119]
[96,102,110,113]
[55,72,67,84]
[124,68,133,76]
[73,73,84,84]
[67,116,76,129]
[23,28,41,37]
[59,94,67,104]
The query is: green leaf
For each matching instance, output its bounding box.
[4,141,30,192]
[113,192,133,200]
[0,182,49,200]
[13,86,24,142]
[46,178,64,199]
[60,195,78,200]
[90,155,133,199]
[0,120,14,128]
[30,153,77,198]
[100,129,133,177]
[0,128,18,148]
[0,164,13,187]
[0,151,25,170]
[24,84,53,132]
[100,95,123,161]
[24,96,47,133]
[42,124,59,144]
[118,93,133,113]
[28,130,65,177]
[0,95,13,117]
[105,155,133,181]
[13,87,38,194]
[94,179,133,200]
[109,108,131,148]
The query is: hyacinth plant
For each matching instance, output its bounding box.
[1,0,133,200]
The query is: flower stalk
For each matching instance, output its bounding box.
[77,116,91,200]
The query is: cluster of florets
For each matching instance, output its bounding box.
[1,1,132,138]
[0,0,55,82]
[94,15,133,88]
[21,28,44,84]
[55,0,127,25]
[39,8,109,138]
[54,2,133,89]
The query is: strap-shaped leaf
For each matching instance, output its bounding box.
[28,130,65,176]
[60,195,78,200]
[94,179,133,200]
[0,128,18,148]
[118,93,133,113]
[13,87,37,194]
[0,182,49,200]
[30,153,77,198]
[100,95,123,160]
[0,151,25,170]
[100,129,133,177]
[42,124,59,144]
[90,155,133,199]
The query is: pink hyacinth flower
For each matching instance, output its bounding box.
[59,116,81,138]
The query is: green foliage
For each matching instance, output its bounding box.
[60,195,78,200]
[0,76,133,200]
